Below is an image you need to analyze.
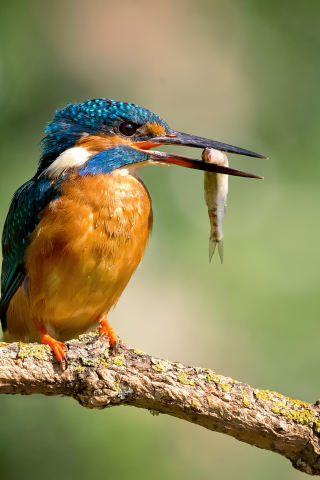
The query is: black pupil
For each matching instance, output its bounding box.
[119,122,136,136]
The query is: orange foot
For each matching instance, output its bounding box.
[99,317,120,354]
[40,330,68,370]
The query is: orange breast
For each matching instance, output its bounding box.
[5,171,153,342]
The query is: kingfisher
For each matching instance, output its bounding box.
[0,99,265,369]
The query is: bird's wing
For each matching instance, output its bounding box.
[0,177,59,329]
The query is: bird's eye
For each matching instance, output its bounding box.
[119,122,137,136]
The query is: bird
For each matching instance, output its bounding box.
[0,98,265,369]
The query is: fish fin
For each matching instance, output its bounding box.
[209,240,217,263]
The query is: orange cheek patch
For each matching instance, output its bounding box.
[76,134,131,153]
[146,121,166,137]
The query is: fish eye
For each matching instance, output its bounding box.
[119,122,137,137]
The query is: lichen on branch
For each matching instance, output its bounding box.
[0,331,319,476]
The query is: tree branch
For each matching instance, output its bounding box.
[0,331,319,475]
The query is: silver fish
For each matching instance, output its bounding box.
[202,148,228,263]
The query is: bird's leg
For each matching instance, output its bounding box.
[99,316,119,354]
[38,326,68,370]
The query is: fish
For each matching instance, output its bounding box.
[202,148,229,263]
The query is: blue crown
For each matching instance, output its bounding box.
[39,98,169,171]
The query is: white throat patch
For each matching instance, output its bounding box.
[43,146,92,178]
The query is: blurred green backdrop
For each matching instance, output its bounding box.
[1,0,319,478]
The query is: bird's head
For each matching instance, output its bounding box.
[38,98,265,179]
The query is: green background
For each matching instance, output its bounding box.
[1,1,319,478]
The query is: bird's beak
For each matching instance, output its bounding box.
[134,130,266,179]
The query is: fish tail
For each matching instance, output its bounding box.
[209,239,223,264]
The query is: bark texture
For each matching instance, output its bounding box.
[0,331,319,476]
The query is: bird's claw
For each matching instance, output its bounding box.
[51,341,68,370]
[98,317,121,355]
[113,340,119,355]
[100,332,121,355]
[40,331,68,370]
